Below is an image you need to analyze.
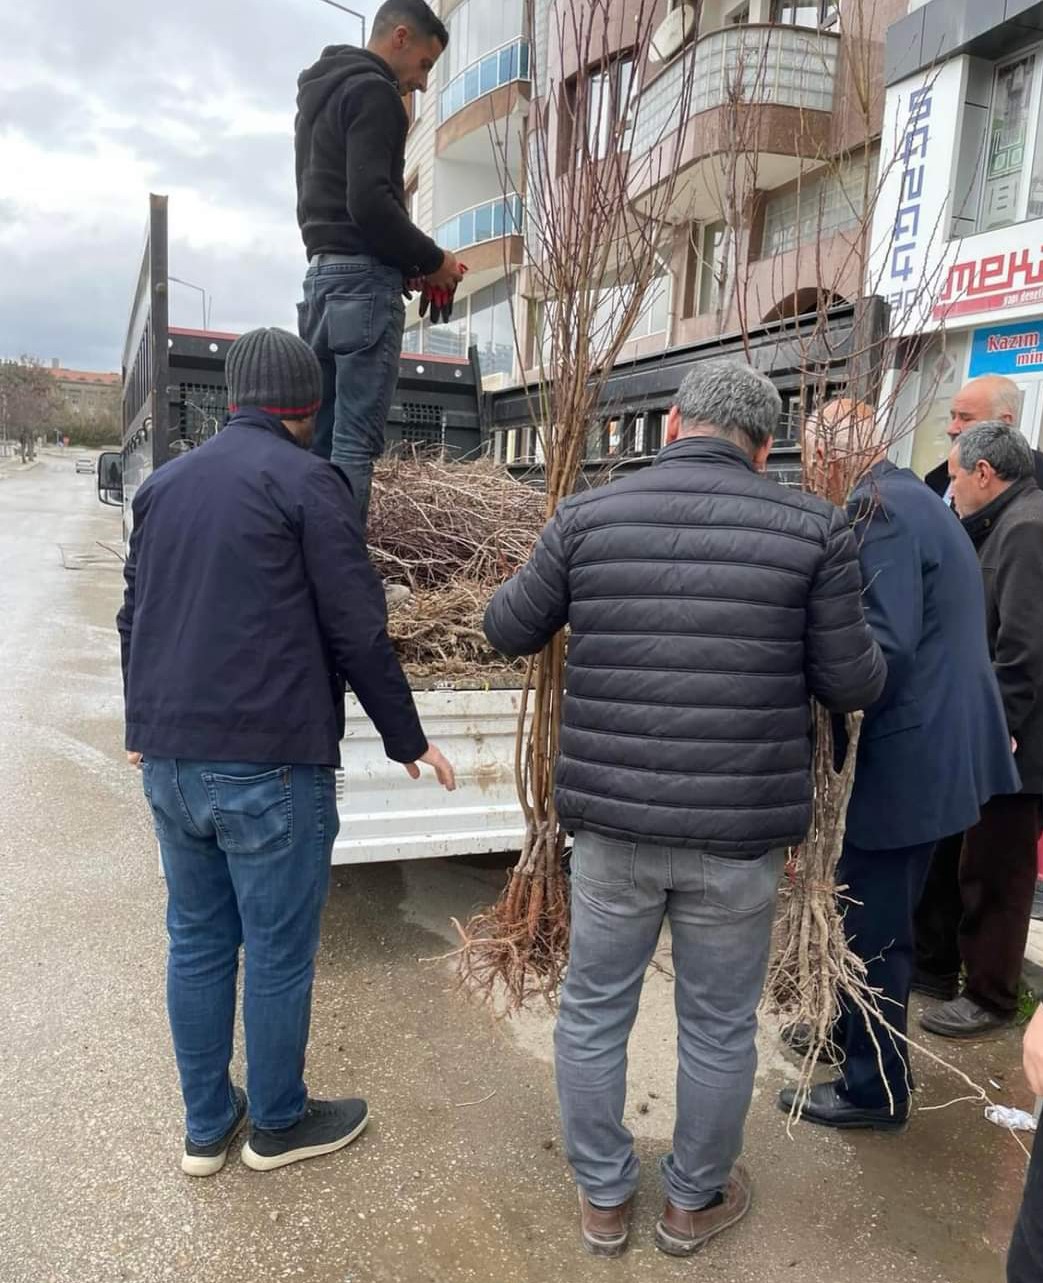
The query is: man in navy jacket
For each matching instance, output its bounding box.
[781,401,1018,1130]
[118,328,454,1177]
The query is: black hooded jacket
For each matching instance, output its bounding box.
[295,45,443,275]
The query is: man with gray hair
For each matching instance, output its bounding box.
[917,421,1043,1039]
[924,373,1043,500]
[484,358,885,1259]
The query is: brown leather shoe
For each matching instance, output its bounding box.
[577,1190,633,1257]
[655,1162,752,1257]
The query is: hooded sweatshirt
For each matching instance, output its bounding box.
[295,45,443,275]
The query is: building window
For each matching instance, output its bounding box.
[405,177,420,229]
[439,0,529,123]
[402,324,422,354]
[772,0,839,28]
[980,49,1043,232]
[468,277,516,378]
[761,152,877,256]
[690,221,730,316]
[571,55,636,162]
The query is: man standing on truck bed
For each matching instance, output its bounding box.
[295,0,465,527]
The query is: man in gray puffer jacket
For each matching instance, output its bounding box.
[484,359,885,1260]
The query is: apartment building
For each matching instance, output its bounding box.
[871,0,1043,477]
[403,0,902,460]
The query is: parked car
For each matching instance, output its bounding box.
[75,456,93,474]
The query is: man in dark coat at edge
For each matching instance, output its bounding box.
[483,359,885,1260]
[779,401,1018,1131]
[918,421,1043,1039]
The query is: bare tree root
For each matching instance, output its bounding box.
[450,822,571,1012]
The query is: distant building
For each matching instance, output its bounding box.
[47,359,119,415]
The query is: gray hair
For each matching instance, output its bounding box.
[956,420,1034,481]
[675,358,781,451]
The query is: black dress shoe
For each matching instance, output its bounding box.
[919,994,1013,1039]
[777,1081,909,1132]
[910,970,959,1002]
[780,1023,842,1067]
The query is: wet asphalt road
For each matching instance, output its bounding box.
[0,453,1032,1283]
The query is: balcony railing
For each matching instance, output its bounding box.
[435,194,524,253]
[439,38,530,124]
[631,25,838,158]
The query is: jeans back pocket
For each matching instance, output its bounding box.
[203,766,293,856]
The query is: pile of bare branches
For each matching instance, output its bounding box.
[367,454,544,676]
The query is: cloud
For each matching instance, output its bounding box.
[0,0,380,370]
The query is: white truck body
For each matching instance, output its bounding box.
[333,687,527,864]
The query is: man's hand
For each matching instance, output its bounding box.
[426,250,465,291]
[403,275,424,301]
[127,752,143,769]
[403,744,456,791]
[1024,1004,1043,1095]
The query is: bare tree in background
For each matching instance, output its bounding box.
[454,0,698,1009]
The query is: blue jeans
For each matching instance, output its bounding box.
[555,831,784,1209]
[298,254,406,526]
[142,759,339,1143]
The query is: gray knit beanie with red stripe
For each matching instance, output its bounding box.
[226,327,322,420]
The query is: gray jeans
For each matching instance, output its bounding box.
[555,831,783,1209]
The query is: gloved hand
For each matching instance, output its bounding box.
[418,263,468,324]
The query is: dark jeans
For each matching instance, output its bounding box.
[835,839,936,1110]
[915,794,1041,1015]
[143,758,339,1143]
[298,253,405,528]
[1009,1120,1043,1282]
[555,831,784,1209]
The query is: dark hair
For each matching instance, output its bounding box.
[372,0,449,47]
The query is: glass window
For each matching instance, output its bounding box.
[469,277,516,377]
[576,56,635,161]
[698,221,730,315]
[402,324,422,355]
[980,52,1042,233]
[772,0,825,26]
[474,202,494,243]
[761,152,878,256]
[424,314,468,358]
[445,0,525,81]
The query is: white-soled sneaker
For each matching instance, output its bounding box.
[241,1097,369,1172]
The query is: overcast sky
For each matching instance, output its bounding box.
[0,0,381,372]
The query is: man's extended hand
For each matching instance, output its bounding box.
[127,752,143,769]
[1024,1004,1043,1095]
[403,743,456,791]
[426,250,465,291]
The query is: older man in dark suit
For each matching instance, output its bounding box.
[780,401,1018,1129]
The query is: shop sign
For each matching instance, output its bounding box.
[969,319,1043,377]
[934,247,1043,321]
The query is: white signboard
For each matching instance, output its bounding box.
[871,56,1043,335]
[868,58,967,336]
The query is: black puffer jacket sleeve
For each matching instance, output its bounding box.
[804,507,887,713]
[484,511,570,657]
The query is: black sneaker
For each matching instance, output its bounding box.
[241,1097,369,1172]
[182,1086,248,1177]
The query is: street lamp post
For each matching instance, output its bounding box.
[318,0,366,44]
[169,276,210,333]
